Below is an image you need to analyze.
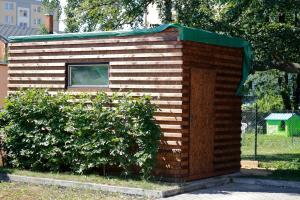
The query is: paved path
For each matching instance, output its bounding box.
[161,183,300,200]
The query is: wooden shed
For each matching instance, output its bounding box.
[7,24,251,181]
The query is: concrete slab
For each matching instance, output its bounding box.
[161,183,300,200]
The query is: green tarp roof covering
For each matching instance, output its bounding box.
[8,24,252,95]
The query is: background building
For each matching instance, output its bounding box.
[0,0,58,32]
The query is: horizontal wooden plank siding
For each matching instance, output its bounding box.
[8,29,188,179]
[182,41,243,180]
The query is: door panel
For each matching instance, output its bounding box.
[189,68,215,177]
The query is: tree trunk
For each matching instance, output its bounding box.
[279,73,292,110]
[293,74,300,110]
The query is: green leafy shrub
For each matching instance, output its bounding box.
[0,89,161,178]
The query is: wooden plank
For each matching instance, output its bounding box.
[9,36,179,47]
[8,60,183,68]
[183,50,243,62]
[160,124,182,130]
[162,133,184,138]
[152,100,183,106]
[214,148,241,155]
[8,70,65,74]
[110,60,183,66]
[8,63,65,67]
[214,141,241,147]
[9,52,182,61]
[109,77,183,81]
[155,116,183,121]
[214,162,240,170]
[8,84,65,88]
[183,55,242,68]
[110,69,182,73]
[8,77,65,81]
[161,141,183,146]
[109,84,183,90]
[157,109,183,114]
[9,44,183,54]
[214,155,240,162]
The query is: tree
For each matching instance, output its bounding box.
[41,0,61,18]
[225,0,300,110]
[65,0,82,32]
[65,0,152,32]
[41,0,62,33]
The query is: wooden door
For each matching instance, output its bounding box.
[189,68,215,178]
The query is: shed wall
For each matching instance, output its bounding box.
[7,29,189,179]
[182,41,243,180]
[0,40,6,62]
[0,63,7,107]
[266,120,286,135]
[287,116,300,136]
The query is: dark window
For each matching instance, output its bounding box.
[280,120,286,131]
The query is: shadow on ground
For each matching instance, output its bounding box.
[242,153,300,181]
[242,153,300,163]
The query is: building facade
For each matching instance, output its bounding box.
[0,0,58,32]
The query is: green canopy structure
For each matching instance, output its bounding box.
[9,24,252,95]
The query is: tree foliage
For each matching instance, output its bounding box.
[41,0,62,19]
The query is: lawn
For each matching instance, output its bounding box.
[0,182,149,200]
[241,134,300,180]
[0,168,178,190]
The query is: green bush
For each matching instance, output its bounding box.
[0,89,161,178]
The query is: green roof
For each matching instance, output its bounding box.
[8,24,252,95]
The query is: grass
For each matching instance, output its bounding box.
[241,134,300,181]
[0,167,179,190]
[0,182,149,200]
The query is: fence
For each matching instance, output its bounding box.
[241,109,300,171]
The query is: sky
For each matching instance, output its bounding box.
[59,0,67,32]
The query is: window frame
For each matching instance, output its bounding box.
[67,63,110,88]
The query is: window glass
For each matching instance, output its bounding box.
[69,64,109,87]
[5,3,13,10]
[5,16,13,24]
